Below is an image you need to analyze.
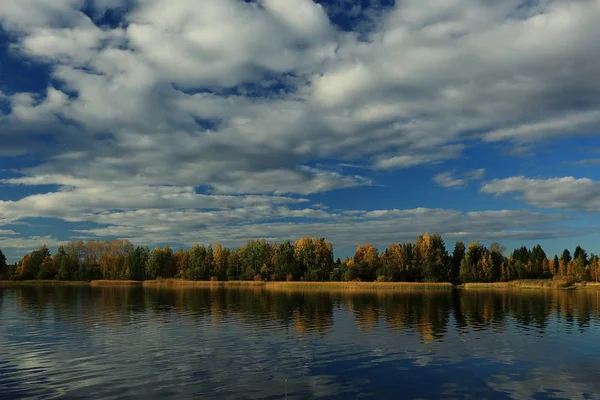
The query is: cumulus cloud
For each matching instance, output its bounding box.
[433,168,485,188]
[1,0,599,252]
[484,110,600,142]
[465,168,485,180]
[481,176,600,211]
[67,207,577,251]
[433,172,467,188]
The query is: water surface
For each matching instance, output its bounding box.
[1,286,600,399]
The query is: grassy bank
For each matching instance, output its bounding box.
[90,280,143,287]
[3,279,599,291]
[142,279,453,291]
[0,280,90,286]
[460,279,582,290]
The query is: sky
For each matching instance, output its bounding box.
[1,0,600,262]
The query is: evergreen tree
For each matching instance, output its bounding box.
[126,246,149,280]
[0,249,7,279]
[449,241,466,283]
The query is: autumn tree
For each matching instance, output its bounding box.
[415,234,448,282]
[306,238,334,281]
[529,245,547,279]
[212,243,230,281]
[294,237,315,280]
[351,243,379,281]
[98,240,133,280]
[65,241,88,280]
[590,254,600,283]
[459,242,487,283]
[37,255,57,280]
[380,243,405,281]
[557,250,569,277]
[552,255,560,276]
[16,245,51,280]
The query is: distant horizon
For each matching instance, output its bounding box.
[2,0,600,263]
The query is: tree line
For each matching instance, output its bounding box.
[1,234,599,283]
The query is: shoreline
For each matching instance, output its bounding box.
[0,280,90,286]
[141,279,454,291]
[2,279,599,291]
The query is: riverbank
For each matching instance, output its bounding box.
[141,279,454,291]
[90,280,143,287]
[2,279,599,290]
[0,280,90,286]
[460,279,600,290]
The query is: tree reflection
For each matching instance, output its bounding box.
[7,286,600,341]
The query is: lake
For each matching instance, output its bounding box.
[1,286,600,399]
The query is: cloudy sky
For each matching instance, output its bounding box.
[1,0,600,261]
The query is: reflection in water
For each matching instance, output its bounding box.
[1,286,600,399]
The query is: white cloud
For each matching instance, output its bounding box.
[1,0,600,252]
[69,207,575,251]
[433,172,467,188]
[375,145,465,170]
[484,110,600,142]
[465,168,485,180]
[481,176,600,211]
[433,168,485,188]
[0,235,62,250]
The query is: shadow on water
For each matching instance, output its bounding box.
[1,286,600,399]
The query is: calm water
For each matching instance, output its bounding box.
[1,286,600,399]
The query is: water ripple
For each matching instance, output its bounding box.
[2,286,600,399]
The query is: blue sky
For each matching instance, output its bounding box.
[1,0,600,262]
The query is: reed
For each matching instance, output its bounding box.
[461,279,575,290]
[0,280,90,286]
[574,281,600,290]
[90,280,143,287]
[141,279,453,291]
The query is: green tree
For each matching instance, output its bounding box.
[352,243,378,281]
[55,246,74,280]
[240,239,272,281]
[529,244,547,279]
[562,249,572,264]
[187,244,208,280]
[294,237,315,280]
[380,243,404,281]
[146,246,173,279]
[459,241,486,283]
[226,250,241,281]
[126,246,149,280]
[16,245,51,280]
[0,249,7,279]
[310,238,334,281]
[416,233,448,282]
[273,241,298,281]
[212,243,230,281]
[449,241,465,283]
[574,245,588,280]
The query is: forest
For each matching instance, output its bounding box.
[0,234,599,284]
